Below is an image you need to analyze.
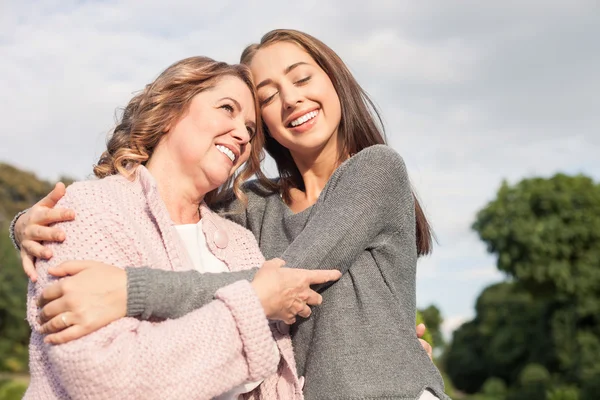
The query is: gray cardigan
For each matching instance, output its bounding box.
[14,145,448,399]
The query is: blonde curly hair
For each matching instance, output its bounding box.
[94,56,269,207]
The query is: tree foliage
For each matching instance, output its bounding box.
[0,163,75,373]
[446,174,600,399]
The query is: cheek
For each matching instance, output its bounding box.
[239,146,251,165]
[262,108,283,135]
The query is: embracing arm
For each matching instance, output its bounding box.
[29,192,278,400]
[126,267,256,319]
[281,145,416,278]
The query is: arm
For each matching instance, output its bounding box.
[30,193,278,400]
[126,267,256,319]
[281,145,415,278]
[126,182,268,320]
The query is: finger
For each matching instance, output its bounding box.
[24,225,65,243]
[292,298,306,314]
[21,250,38,282]
[302,289,323,306]
[45,325,87,345]
[37,283,64,308]
[36,208,75,227]
[264,258,286,269]
[21,240,53,260]
[416,323,426,338]
[38,297,67,323]
[306,269,342,285]
[297,304,312,319]
[39,310,73,332]
[48,261,89,278]
[38,182,66,208]
[419,338,433,360]
[283,316,296,325]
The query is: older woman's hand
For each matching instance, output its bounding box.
[37,260,127,345]
[15,182,74,282]
[416,323,434,360]
[251,258,341,324]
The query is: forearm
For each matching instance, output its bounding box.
[40,280,278,400]
[126,267,258,319]
[8,208,28,250]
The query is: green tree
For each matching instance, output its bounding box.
[447,174,600,398]
[472,174,600,390]
[420,304,445,350]
[0,226,29,373]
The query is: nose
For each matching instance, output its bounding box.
[231,120,250,144]
[280,83,303,110]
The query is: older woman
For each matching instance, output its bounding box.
[22,56,339,400]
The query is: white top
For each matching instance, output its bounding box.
[175,220,263,400]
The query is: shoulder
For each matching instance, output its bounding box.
[242,179,280,201]
[58,174,143,220]
[333,144,409,186]
[350,145,406,172]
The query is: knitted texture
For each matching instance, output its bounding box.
[121,146,450,399]
[24,166,279,400]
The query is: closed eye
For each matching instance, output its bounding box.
[295,76,311,85]
[260,92,277,107]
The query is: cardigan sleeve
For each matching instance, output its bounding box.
[28,190,278,400]
[281,145,417,279]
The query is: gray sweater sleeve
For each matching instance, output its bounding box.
[123,191,260,320]
[281,145,414,282]
[126,267,257,319]
[8,208,29,251]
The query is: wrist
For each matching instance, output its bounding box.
[9,209,28,250]
[125,267,147,318]
[250,279,272,318]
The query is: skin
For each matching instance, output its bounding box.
[15,45,433,358]
[251,41,343,212]
[22,74,342,344]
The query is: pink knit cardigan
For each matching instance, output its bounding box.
[24,166,303,400]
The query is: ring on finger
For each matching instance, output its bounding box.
[61,314,70,329]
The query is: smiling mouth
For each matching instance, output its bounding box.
[216,145,236,163]
[289,110,319,127]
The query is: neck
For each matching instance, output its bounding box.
[289,141,344,205]
[146,154,208,225]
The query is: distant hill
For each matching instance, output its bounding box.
[0,162,75,224]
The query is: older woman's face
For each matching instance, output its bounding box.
[162,75,255,192]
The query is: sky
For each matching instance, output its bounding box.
[1,0,599,339]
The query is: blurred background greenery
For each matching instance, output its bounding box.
[0,162,599,399]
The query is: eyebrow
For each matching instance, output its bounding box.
[219,96,256,130]
[220,96,242,111]
[256,61,310,90]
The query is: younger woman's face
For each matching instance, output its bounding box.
[249,41,342,159]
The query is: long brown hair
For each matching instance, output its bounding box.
[241,29,433,255]
[94,56,264,207]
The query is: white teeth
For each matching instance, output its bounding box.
[290,110,318,127]
[216,145,235,163]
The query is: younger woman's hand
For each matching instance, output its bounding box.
[15,182,74,282]
[36,260,127,344]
